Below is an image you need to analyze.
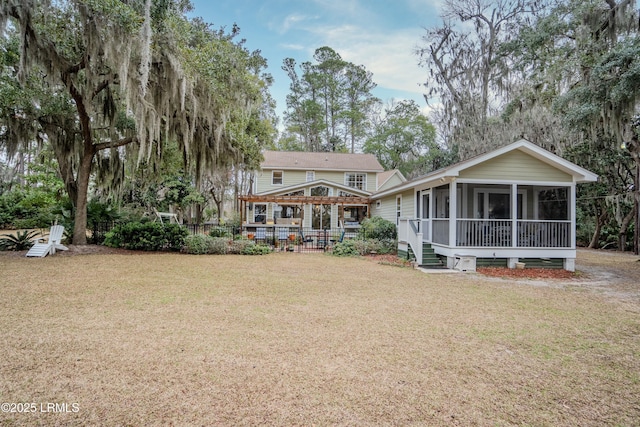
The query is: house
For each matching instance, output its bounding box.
[239,140,597,271]
[239,151,404,231]
[371,139,598,271]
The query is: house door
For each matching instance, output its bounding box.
[421,192,430,219]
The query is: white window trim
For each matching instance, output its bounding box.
[306,171,315,182]
[272,170,283,185]
[253,203,267,223]
[344,172,367,191]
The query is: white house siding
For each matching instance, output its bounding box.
[458,150,572,182]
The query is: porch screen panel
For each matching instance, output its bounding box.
[488,193,510,219]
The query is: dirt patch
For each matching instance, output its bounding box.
[364,253,413,267]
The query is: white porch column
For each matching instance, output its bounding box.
[570,183,576,249]
[428,190,434,242]
[512,183,518,248]
[449,181,457,247]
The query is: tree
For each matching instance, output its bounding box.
[363,100,444,179]
[417,0,539,159]
[0,0,271,244]
[505,0,640,252]
[283,47,380,152]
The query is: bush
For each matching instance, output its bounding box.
[0,188,61,229]
[331,240,360,257]
[0,230,40,251]
[331,238,397,257]
[182,234,212,254]
[209,237,230,254]
[228,238,254,254]
[209,226,231,238]
[240,243,272,255]
[358,216,397,240]
[104,221,187,251]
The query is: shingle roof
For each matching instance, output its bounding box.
[261,151,384,172]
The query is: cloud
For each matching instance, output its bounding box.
[304,23,428,97]
[275,13,317,34]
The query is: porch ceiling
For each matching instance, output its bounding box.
[239,194,371,205]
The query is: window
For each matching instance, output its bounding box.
[272,171,283,185]
[306,171,315,182]
[396,196,402,225]
[311,186,330,197]
[473,187,527,219]
[253,204,267,223]
[345,173,366,190]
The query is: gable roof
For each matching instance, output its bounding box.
[376,169,406,190]
[262,151,384,172]
[373,139,598,199]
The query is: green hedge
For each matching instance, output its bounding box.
[104,221,187,251]
[181,234,272,255]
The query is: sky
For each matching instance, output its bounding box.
[187,0,443,123]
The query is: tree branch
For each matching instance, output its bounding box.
[94,136,137,152]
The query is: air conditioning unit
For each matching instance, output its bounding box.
[454,254,476,272]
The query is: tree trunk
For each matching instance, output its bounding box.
[72,149,94,245]
[617,206,636,252]
[588,209,607,249]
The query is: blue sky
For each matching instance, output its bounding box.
[187,0,442,122]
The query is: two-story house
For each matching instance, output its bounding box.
[239,150,405,230]
[239,141,597,271]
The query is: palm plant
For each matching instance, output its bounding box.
[0,230,41,251]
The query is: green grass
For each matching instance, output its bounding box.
[0,251,639,425]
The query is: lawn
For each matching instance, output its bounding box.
[1,251,639,426]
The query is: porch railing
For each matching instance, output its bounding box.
[404,218,572,248]
[517,220,571,248]
[456,219,512,247]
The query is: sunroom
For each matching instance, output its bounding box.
[373,140,598,271]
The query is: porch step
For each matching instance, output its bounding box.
[420,243,446,269]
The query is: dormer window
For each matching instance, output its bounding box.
[272,170,283,185]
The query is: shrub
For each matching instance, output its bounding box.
[104,221,187,251]
[209,226,231,238]
[331,238,397,257]
[182,234,213,254]
[0,230,40,251]
[358,216,397,240]
[228,238,254,254]
[331,240,360,257]
[240,243,272,255]
[209,237,230,255]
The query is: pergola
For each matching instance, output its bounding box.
[238,194,371,225]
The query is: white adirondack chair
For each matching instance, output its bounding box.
[25,225,69,257]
